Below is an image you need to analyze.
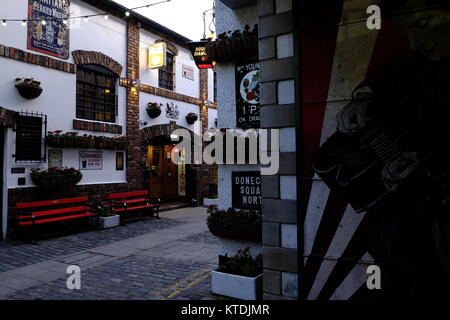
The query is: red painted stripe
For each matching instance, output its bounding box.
[16,197,89,209]
[108,191,149,199]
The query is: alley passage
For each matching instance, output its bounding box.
[0,207,222,300]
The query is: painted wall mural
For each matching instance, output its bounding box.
[299,0,450,300]
[27,0,70,59]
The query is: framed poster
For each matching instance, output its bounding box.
[48,150,62,169]
[116,152,124,171]
[182,64,195,81]
[79,151,102,170]
[232,171,262,210]
[235,62,260,129]
[27,0,70,59]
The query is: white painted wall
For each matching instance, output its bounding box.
[139,29,201,99]
[215,2,259,211]
[208,108,218,130]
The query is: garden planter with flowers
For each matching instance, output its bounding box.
[185,112,198,125]
[211,247,263,300]
[15,77,43,100]
[30,167,83,189]
[146,102,163,118]
[46,131,129,150]
[206,206,262,242]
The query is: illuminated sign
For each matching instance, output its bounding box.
[187,41,213,69]
[149,42,167,69]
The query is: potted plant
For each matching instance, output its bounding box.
[46,131,129,150]
[211,247,263,300]
[97,205,120,229]
[185,112,198,125]
[146,102,163,118]
[15,77,43,99]
[206,206,262,242]
[30,167,83,189]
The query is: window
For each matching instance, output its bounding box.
[159,52,174,90]
[15,113,46,162]
[76,65,117,123]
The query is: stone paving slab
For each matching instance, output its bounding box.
[0,207,227,300]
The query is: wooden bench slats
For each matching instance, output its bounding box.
[18,212,97,226]
[16,197,89,209]
[17,206,91,220]
[111,204,158,212]
[108,191,149,199]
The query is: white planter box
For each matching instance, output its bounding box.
[203,198,219,206]
[99,215,120,229]
[211,270,262,300]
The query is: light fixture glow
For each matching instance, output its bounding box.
[62,19,68,25]
[104,14,109,20]
[83,16,89,22]
[21,20,27,26]
[125,11,130,17]
[41,20,47,25]
[2,20,7,26]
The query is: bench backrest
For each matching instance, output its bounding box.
[108,191,149,200]
[16,197,89,210]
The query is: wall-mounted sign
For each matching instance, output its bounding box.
[48,150,63,169]
[27,0,70,60]
[79,151,103,170]
[182,64,195,81]
[187,41,213,69]
[232,171,262,210]
[166,102,180,119]
[236,62,260,129]
[116,152,124,171]
[149,42,167,69]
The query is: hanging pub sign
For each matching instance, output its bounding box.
[187,41,213,69]
[232,171,262,210]
[149,42,167,69]
[27,0,70,60]
[236,62,260,129]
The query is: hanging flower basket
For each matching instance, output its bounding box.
[30,167,83,189]
[146,102,163,118]
[185,112,198,125]
[206,25,258,63]
[15,78,43,100]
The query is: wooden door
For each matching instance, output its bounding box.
[163,145,178,201]
[148,146,164,200]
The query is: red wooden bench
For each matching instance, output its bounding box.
[107,191,161,224]
[16,196,97,242]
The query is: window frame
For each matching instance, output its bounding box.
[76,65,118,123]
[158,51,175,91]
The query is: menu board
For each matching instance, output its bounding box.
[80,151,102,170]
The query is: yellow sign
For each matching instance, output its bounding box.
[148,42,166,69]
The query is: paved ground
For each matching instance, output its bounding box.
[0,207,227,300]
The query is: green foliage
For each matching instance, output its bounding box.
[206,206,261,229]
[219,247,262,277]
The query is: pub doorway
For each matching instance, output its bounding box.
[147,136,187,203]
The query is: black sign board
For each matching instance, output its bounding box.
[187,41,213,69]
[236,62,260,129]
[232,171,262,210]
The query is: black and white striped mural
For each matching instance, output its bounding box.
[299,0,450,300]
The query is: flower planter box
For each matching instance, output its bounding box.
[206,34,258,63]
[211,270,262,300]
[99,215,120,229]
[207,224,261,242]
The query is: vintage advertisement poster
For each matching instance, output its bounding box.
[79,151,102,170]
[27,0,70,59]
[235,62,260,129]
[232,171,261,210]
[299,0,450,300]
